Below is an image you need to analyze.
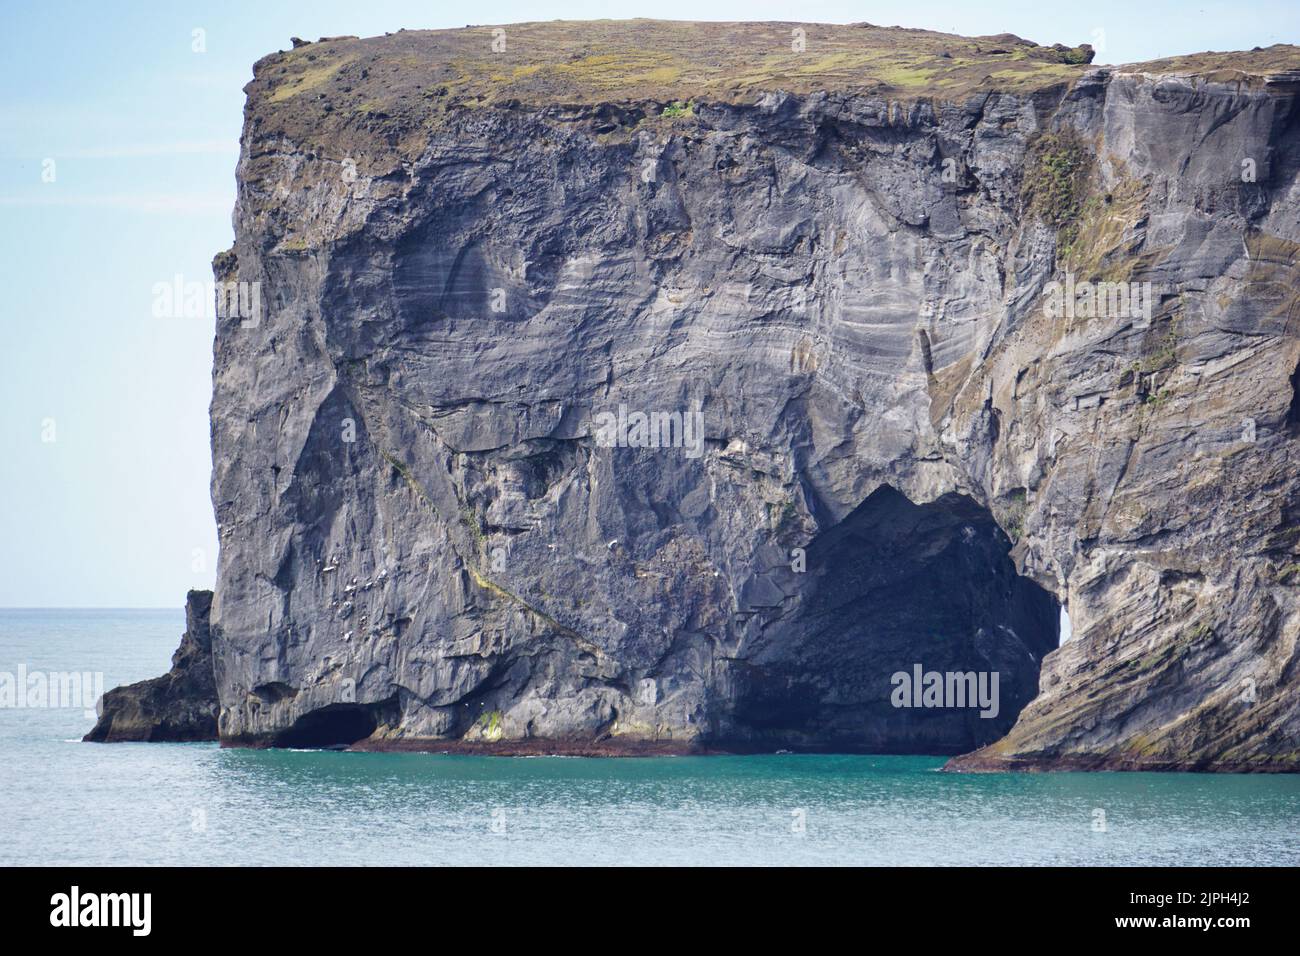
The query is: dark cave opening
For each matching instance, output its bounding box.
[716,485,1060,754]
[271,701,386,749]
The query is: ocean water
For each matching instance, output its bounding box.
[2,608,1298,866]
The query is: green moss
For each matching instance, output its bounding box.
[872,64,939,87]
[553,50,684,90]
[661,100,694,118]
[1023,132,1091,259]
[473,710,504,741]
[1146,321,1181,371]
[269,56,354,102]
[986,62,1079,82]
[383,452,419,492]
[460,505,486,554]
[1000,490,1028,542]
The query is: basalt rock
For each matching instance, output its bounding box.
[85,590,218,742]
[116,22,1300,767]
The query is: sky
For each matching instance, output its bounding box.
[1,1,1297,607]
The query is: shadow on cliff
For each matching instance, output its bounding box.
[711,486,1060,754]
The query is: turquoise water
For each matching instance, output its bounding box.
[3,609,1299,866]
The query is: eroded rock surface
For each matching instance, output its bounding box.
[85,590,217,742]
[118,23,1300,766]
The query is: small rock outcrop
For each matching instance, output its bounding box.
[84,590,217,742]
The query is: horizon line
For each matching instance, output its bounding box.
[0,606,186,611]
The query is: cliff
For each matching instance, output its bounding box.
[102,22,1300,768]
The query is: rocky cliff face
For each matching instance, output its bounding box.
[119,22,1300,767]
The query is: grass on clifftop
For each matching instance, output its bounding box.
[260,20,1098,109]
[246,20,1104,162]
[243,22,1300,169]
